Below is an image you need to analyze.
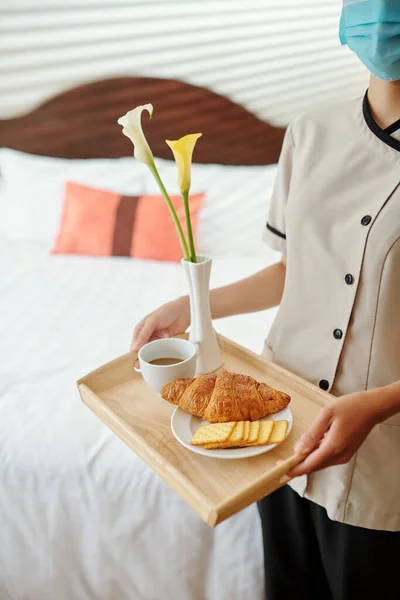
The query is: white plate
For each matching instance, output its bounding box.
[171,407,293,459]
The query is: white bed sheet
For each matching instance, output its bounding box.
[0,244,280,600]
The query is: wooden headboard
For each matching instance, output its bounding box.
[0,77,285,165]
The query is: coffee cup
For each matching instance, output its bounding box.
[134,338,197,393]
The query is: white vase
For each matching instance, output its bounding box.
[182,255,224,374]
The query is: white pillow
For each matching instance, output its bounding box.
[0,148,145,250]
[144,158,278,258]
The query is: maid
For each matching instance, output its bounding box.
[132,2,400,597]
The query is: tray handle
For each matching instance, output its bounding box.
[273,452,308,485]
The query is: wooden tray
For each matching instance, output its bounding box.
[78,334,331,527]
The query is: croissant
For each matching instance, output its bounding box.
[161,368,290,423]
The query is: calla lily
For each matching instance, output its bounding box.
[166,133,202,262]
[117,104,154,166]
[165,133,202,193]
[117,106,202,262]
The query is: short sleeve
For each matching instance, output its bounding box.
[262,124,294,253]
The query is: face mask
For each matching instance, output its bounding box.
[339,0,400,81]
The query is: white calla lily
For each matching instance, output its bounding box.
[117,104,154,166]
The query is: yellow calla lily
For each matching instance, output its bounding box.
[117,104,154,166]
[166,133,202,262]
[165,133,202,194]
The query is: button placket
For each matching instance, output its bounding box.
[325,212,377,391]
[315,166,399,397]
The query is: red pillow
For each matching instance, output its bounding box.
[52,182,204,262]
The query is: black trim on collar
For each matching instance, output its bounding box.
[385,118,400,135]
[266,222,286,240]
[363,91,400,152]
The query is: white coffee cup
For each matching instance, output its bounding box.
[134,338,197,393]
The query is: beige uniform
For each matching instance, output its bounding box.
[263,93,400,532]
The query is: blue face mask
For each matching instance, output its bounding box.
[339,0,400,81]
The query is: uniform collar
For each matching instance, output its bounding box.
[357,92,400,168]
[363,91,400,153]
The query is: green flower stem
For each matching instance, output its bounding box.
[182,189,197,263]
[148,162,190,261]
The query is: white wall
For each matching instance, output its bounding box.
[0,0,368,124]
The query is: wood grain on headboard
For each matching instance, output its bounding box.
[0,77,285,165]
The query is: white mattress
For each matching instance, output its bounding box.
[0,242,280,600]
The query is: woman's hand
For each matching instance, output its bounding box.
[131,296,190,352]
[288,390,384,478]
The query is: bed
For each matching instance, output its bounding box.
[0,77,284,600]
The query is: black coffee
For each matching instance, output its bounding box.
[149,357,183,366]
